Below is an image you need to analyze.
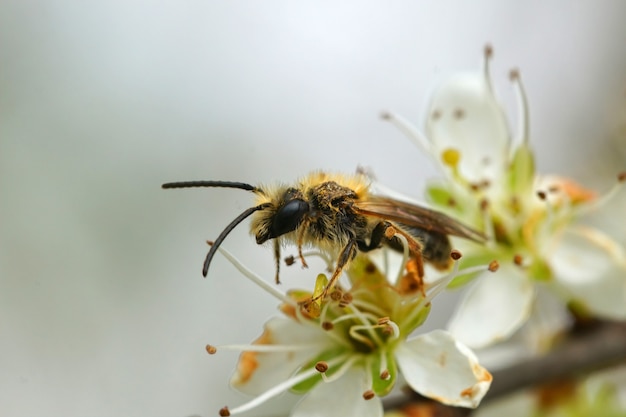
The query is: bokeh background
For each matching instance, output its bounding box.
[1,1,625,416]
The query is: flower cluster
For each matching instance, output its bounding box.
[208,248,495,417]
[383,45,626,350]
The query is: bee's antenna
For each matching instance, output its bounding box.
[162,181,262,194]
[202,203,272,277]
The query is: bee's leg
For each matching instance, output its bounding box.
[356,221,389,252]
[362,221,426,294]
[310,239,357,302]
[273,239,281,284]
[296,221,309,269]
[387,226,426,295]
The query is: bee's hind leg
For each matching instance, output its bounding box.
[360,221,426,295]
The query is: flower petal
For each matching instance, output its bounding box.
[550,227,626,319]
[447,263,534,348]
[291,369,383,417]
[396,330,492,408]
[425,72,511,183]
[230,316,334,396]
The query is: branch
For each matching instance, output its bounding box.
[383,320,626,415]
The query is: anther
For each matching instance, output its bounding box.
[284,255,296,266]
[453,108,465,119]
[330,289,343,301]
[431,109,442,120]
[206,344,217,355]
[618,172,626,183]
[537,190,547,201]
[548,185,560,193]
[377,317,390,325]
[382,325,394,335]
[480,199,489,211]
[380,369,390,380]
[219,406,230,417]
[447,197,457,207]
[509,68,520,81]
[363,390,376,400]
[484,44,493,59]
[450,250,463,260]
[321,321,334,331]
[513,254,524,266]
[488,260,499,272]
[380,111,391,120]
[441,148,461,168]
[315,361,329,373]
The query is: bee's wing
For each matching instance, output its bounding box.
[354,196,486,242]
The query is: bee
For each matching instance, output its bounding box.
[162,171,484,298]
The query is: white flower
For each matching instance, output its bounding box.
[208,248,494,417]
[383,45,626,350]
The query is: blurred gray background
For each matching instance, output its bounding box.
[1,1,625,416]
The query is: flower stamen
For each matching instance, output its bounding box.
[224,356,347,415]
[380,111,434,156]
[509,68,530,148]
[215,247,295,306]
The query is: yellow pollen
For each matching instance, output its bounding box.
[441,148,461,168]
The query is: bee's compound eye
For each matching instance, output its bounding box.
[269,199,309,239]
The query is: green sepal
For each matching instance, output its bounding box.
[398,303,431,335]
[507,144,535,194]
[369,350,397,396]
[289,346,348,394]
[528,258,552,282]
[426,183,456,208]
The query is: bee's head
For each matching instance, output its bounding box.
[252,187,310,244]
[162,180,310,277]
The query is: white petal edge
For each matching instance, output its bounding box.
[396,330,492,408]
[550,226,626,319]
[230,316,335,396]
[447,263,534,348]
[425,72,511,183]
[291,368,383,417]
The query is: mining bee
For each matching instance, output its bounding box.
[162,171,484,299]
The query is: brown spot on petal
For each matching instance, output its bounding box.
[437,351,447,367]
[231,327,274,386]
